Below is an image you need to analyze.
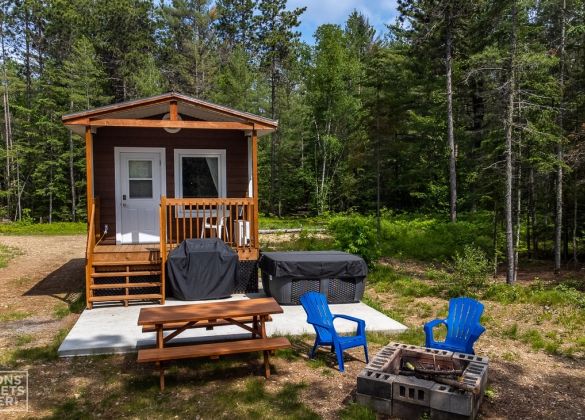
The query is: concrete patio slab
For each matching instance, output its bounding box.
[58,293,407,357]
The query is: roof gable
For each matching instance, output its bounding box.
[62,92,277,136]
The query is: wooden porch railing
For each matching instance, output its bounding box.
[85,199,96,309]
[93,196,101,242]
[160,196,258,259]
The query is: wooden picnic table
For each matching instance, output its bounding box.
[137,297,290,390]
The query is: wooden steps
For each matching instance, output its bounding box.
[91,282,162,289]
[90,294,164,302]
[87,244,164,308]
[92,260,160,266]
[91,271,161,278]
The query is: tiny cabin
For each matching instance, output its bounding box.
[62,93,277,309]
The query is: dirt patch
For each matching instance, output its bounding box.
[0,235,85,351]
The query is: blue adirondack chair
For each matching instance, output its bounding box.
[299,291,369,372]
[424,297,486,354]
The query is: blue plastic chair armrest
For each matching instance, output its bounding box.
[333,314,366,336]
[468,324,486,345]
[333,314,365,324]
[424,318,447,347]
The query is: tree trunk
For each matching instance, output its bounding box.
[269,59,276,215]
[529,166,538,257]
[49,165,53,224]
[573,178,578,267]
[554,0,566,274]
[24,5,31,107]
[1,19,11,219]
[504,2,517,284]
[376,86,381,236]
[445,7,457,223]
[69,129,77,221]
[493,202,498,278]
[514,143,522,283]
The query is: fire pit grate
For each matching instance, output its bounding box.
[356,343,488,420]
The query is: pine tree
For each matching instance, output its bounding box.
[157,0,218,97]
[254,0,305,214]
[216,0,256,53]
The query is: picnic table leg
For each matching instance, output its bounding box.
[156,324,165,391]
[260,315,267,338]
[260,315,271,378]
[264,350,270,378]
[253,315,259,338]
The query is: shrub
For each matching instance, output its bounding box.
[328,214,380,266]
[445,245,491,297]
[378,214,492,262]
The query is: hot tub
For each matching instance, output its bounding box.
[258,251,367,305]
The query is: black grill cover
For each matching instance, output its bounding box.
[167,238,237,300]
[258,251,367,279]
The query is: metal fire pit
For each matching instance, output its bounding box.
[356,343,488,420]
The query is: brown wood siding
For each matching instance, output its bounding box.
[93,127,249,243]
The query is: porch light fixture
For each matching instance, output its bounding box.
[162,112,182,134]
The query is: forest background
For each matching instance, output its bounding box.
[0,0,583,281]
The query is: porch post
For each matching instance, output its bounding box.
[251,129,259,248]
[85,126,94,220]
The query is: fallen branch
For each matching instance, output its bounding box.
[259,228,326,234]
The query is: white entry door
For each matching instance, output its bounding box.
[116,149,165,244]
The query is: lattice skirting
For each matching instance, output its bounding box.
[234,260,259,293]
[262,273,365,305]
[92,275,161,297]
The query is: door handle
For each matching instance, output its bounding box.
[122,194,127,207]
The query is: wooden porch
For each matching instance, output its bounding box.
[85,196,259,309]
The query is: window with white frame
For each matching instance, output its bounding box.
[174,149,226,198]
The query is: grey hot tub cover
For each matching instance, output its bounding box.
[258,251,367,279]
[167,238,237,300]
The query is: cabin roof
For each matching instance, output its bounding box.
[62,92,278,136]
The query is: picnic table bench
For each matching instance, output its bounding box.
[137,298,290,390]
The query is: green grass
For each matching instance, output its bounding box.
[15,334,34,346]
[306,357,328,369]
[368,264,436,298]
[339,403,376,420]
[50,376,320,420]
[0,221,86,235]
[362,295,406,325]
[0,309,32,322]
[261,230,335,252]
[53,293,86,319]
[484,385,498,400]
[502,323,519,339]
[274,347,301,361]
[53,304,71,319]
[378,213,493,262]
[259,215,329,230]
[0,243,21,268]
[3,328,68,366]
[389,328,427,346]
[483,282,585,309]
